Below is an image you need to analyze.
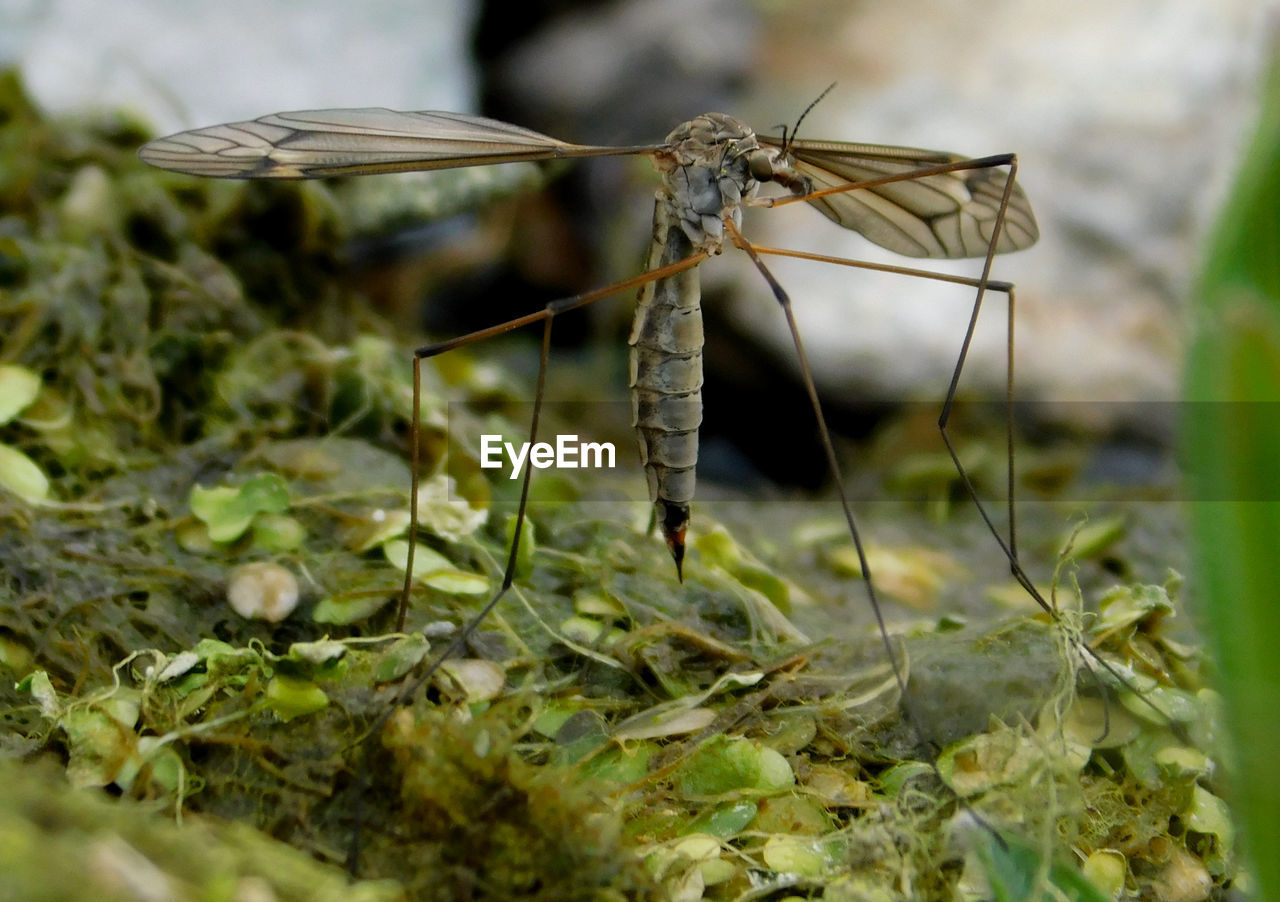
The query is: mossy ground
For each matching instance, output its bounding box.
[0,70,1235,900]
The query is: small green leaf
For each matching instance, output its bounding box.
[1185,784,1235,852]
[18,670,58,717]
[1060,514,1128,561]
[975,832,1111,902]
[438,659,506,702]
[532,704,578,739]
[251,513,306,551]
[694,528,737,568]
[938,729,1041,797]
[761,835,835,878]
[236,472,291,511]
[1081,850,1127,900]
[137,741,186,795]
[265,675,329,721]
[1117,684,1202,725]
[62,707,131,787]
[579,742,657,785]
[698,858,735,887]
[1060,697,1143,750]
[383,540,489,595]
[573,590,626,620]
[560,615,607,645]
[0,442,49,503]
[695,528,791,610]
[502,513,535,579]
[682,801,758,839]
[612,706,717,742]
[0,636,33,675]
[373,633,430,682]
[382,539,447,576]
[878,760,934,797]
[757,747,795,791]
[190,473,291,542]
[670,834,720,863]
[190,485,245,538]
[175,518,215,553]
[421,569,489,595]
[1154,745,1212,780]
[312,592,394,625]
[346,508,412,553]
[0,365,41,423]
[1095,583,1175,633]
[191,637,245,664]
[674,736,795,797]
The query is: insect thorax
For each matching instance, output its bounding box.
[654,114,765,253]
[657,113,811,253]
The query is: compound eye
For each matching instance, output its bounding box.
[747,151,774,183]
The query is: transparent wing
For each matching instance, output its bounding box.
[761,137,1039,259]
[139,108,660,179]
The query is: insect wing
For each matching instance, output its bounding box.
[138,108,656,179]
[762,137,1039,259]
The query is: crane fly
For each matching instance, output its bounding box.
[137,102,1036,591]
[138,98,1149,875]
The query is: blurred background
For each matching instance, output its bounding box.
[2,0,1272,494]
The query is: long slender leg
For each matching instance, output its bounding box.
[934,157,1034,597]
[732,234,1022,582]
[739,160,1181,730]
[348,250,708,875]
[759,152,1032,589]
[729,227,908,712]
[726,218,1000,839]
[917,162,1176,727]
[394,250,707,631]
[729,202,1168,852]
[347,314,554,875]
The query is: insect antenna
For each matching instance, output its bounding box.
[780,81,837,158]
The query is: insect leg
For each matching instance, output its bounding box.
[348,312,555,876]
[346,250,707,875]
[393,251,708,631]
[726,217,1014,846]
[724,219,914,745]
[744,161,1182,732]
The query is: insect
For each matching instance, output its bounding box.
[137,97,1036,595]
[138,95,1095,875]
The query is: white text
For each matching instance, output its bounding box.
[479,434,616,479]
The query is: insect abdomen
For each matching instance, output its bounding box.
[629,194,704,577]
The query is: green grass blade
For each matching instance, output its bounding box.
[1185,45,1280,901]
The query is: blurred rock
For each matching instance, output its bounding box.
[723,0,1272,437]
[3,0,476,133]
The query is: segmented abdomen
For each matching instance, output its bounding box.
[628,193,704,571]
